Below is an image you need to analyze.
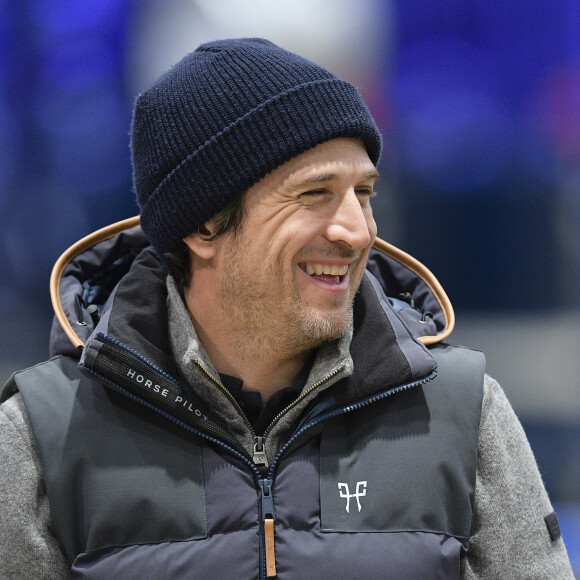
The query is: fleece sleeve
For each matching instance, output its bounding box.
[461,375,574,579]
[0,393,71,579]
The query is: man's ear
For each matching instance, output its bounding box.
[183,219,219,260]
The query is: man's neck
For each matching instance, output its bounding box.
[184,284,311,403]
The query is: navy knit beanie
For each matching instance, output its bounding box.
[131,38,382,264]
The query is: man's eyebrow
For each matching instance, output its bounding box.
[296,168,380,187]
[365,168,380,182]
[297,172,338,186]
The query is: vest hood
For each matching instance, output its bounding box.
[49,216,455,359]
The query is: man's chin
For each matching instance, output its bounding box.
[296,307,352,345]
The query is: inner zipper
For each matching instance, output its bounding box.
[194,358,346,468]
[193,359,257,436]
[261,365,345,440]
[193,360,270,468]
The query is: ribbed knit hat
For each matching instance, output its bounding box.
[131,38,382,264]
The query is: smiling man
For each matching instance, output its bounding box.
[182,138,378,400]
[0,38,574,579]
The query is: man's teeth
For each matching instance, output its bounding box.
[304,264,348,276]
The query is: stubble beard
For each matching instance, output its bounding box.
[220,239,357,363]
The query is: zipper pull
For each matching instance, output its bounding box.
[253,436,269,468]
[260,478,276,578]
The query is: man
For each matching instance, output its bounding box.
[0,38,574,579]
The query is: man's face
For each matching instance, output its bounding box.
[210,138,378,355]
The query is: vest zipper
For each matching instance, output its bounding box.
[255,367,345,579]
[260,478,276,578]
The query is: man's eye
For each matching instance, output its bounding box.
[357,189,377,203]
[301,189,327,196]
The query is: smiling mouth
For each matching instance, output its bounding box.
[299,262,349,285]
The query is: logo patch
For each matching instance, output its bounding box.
[338,481,367,513]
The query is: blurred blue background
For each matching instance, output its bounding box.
[1,1,578,572]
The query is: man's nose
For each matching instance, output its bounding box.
[324,190,375,250]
